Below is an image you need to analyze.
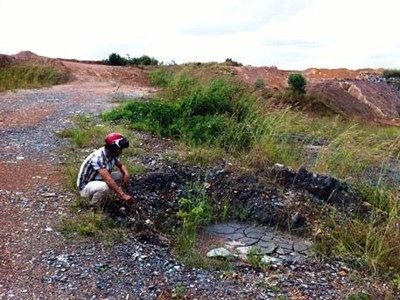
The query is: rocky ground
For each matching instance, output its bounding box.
[0,57,399,299]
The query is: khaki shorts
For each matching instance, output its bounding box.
[80,172,123,206]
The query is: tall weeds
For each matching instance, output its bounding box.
[102,75,260,151]
[319,187,400,273]
[174,183,212,266]
[0,62,70,92]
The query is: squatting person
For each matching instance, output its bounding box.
[77,132,133,207]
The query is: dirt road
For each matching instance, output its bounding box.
[0,63,153,298]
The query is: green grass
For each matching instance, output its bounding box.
[0,62,71,92]
[246,246,264,269]
[58,210,124,242]
[102,75,261,152]
[184,145,227,167]
[174,183,212,262]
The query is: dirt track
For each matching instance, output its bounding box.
[0,63,155,298]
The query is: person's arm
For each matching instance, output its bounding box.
[98,168,132,202]
[116,161,130,187]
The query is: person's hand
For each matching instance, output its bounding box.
[120,193,132,202]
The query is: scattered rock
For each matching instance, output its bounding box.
[206,248,238,260]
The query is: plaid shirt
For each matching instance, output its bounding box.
[77,147,119,190]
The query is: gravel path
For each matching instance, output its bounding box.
[0,71,397,299]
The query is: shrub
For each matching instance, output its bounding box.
[254,78,265,89]
[104,53,159,66]
[288,73,307,94]
[150,68,172,87]
[129,55,159,66]
[177,115,229,146]
[103,73,260,150]
[106,53,127,66]
[180,90,231,117]
[224,58,242,66]
[382,69,400,79]
[166,72,199,99]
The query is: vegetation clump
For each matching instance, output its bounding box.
[102,73,261,151]
[223,58,242,66]
[287,72,307,94]
[0,62,71,92]
[382,69,400,79]
[103,53,159,66]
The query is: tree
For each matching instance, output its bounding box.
[287,73,306,94]
[107,53,127,66]
[224,58,242,66]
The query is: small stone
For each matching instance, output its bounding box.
[206,247,238,260]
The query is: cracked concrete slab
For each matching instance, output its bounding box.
[204,222,312,263]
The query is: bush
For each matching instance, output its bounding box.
[129,55,159,66]
[175,185,212,260]
[104,53,159,66]
[224,58,242,66]
[288,73,307,94]
[178,115,229,146]
[383,69,400,79]
[254,78,265,89]
[102,74,259,150]
[150,68,172,87]
[106,53,127,66]
[167,72,199,99]
[180,90,232,117]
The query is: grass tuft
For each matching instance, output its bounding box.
[0,62,71,92]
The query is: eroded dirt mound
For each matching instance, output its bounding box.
[303,67,384,80]
[1,51,152,89]
[60,60,152,88]
[307,79,400,122]
[231,66,292,89]
[231,64,400,124]
[231,66,384,89]
[10,51,68,70]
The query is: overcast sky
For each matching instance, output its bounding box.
[1,0,399,70]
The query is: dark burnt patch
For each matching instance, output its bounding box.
[103,161,369,238]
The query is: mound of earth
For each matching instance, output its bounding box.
[231,65,400,125]
[9,50,68,70]
[307,79,400,123]
[60,60,152,88]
